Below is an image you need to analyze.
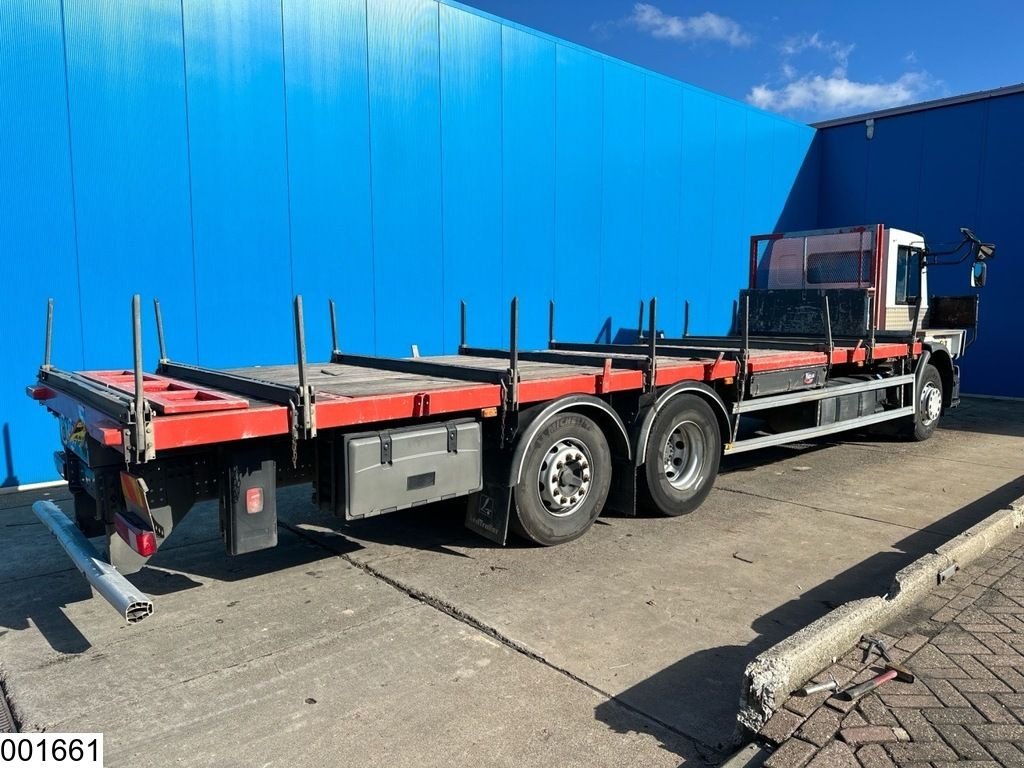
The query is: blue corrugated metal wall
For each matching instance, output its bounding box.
[816,93,1024,398]
[0,0,816,486]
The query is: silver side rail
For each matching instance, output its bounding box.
[724,406,915,455]
[32,500,153,624]
[733,374,915,414]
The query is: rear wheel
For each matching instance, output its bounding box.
[640,394,721,516]
[905,364,943,441]
[512,412,612,546]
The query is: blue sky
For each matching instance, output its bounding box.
[458,0,1023,123]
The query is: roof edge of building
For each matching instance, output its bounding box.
[812,82,1024,129]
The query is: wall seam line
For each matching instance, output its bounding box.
[435,2,447,353]
[178,0,201,363]
[57,0,87,368]
[363,0,378,353]
[278,0,296,300]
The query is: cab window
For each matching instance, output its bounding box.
[895,246,921,305]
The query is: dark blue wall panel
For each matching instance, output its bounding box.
[0,0,81,487]
[816,94,1022,396]
[501,25,555,348]
[367,0,444,355]
[64,0,196,368]
[1,0,818,484]
[439,3,503,349]
[283,0,375,358]
[183,0,292,367]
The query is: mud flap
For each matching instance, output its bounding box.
[464,482,513,545]
[222,451,278,556]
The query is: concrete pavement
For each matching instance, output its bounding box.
[1,397,1022,766]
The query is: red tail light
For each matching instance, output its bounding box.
[245,487,264,515]
[114,512,157,557]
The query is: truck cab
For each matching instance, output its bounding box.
[751,224,985,360]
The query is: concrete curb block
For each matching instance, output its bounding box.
[738,497,1024,734]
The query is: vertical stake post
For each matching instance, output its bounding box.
[548,300,556,347]
[329,299,339,356]
[294,295,309,394]
[43,298,54,370]
[131,294,147,462]
[636,300,645,342]
[507,297,519,410]
[154,299,168,363]
[647,297,657,390]
[683,300,690,338]
[460,300,467,349]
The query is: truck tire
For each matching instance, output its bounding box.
[512,412,612,546]
[906,364,943,442]
[640,394,721,516]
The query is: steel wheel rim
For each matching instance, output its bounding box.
[920,382,942,425]
[537,438,592,517]
[663,420,706,491]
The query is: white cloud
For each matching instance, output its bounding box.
[748,29,937,118]
[747,72,932,115]
[628,3,751,47]
[780,32,854,74]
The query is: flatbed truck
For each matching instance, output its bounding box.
[26,224,995,622]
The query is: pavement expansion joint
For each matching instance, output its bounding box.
[0,671,20,733]
[278,520,726,757]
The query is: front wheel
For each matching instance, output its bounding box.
[512,412,612,546]
[640,394,721,516]
[905,363,943,441]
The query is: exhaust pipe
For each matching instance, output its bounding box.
[32,500,154,624]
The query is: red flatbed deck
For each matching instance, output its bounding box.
[32,338,920,455]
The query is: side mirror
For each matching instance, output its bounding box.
[971,261,987,288]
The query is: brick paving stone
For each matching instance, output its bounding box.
[841,711,867,729]
[931,762,999,768]
[921,706,987,724]
[932,606,962,623]
[785,690,832,717]
[894,634,929,654]
[764,738,817,768]
[837,726,900,746]
[858,695,898,727]
[967,723,1024,741]
[939,653,996,678]
[996,692,1024,708]
[824,696,857,715]
[908,644,962,669]
[924,678,970,707]
[949,676,1012,693]
[964,691,1021,723]
[796,707,842,747]
[933,723,992,760]
[883,742,958,762]
[975,653,1024,668]
[991,664,1024,692]
[984,741,1024,767]
[806,741,858,768]
[891,709,941,742]
[762,708,807,745]
[975,632,1017,654]
[854,745,896,768]
[877,694,942,709]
